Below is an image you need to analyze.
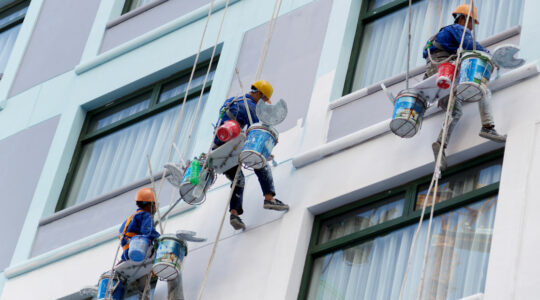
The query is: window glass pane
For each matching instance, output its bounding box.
[416,159,501,209]
[307,196,497,300]
[64,94,208,207]
[351,0,524,91]
[318,194,405,244]
[0,23,21,74]
[125,0,155,13]
[87,92,152,133]
[367,0,395,11]
[158,65,216,103]
[0,2,28,28]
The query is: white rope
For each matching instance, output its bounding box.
[147,155,164,234]
[104,242,122,299]
[398,2,475,299]
[255,0,283,81]
[196,165,243,300]
[406,0,412,89]
[235,67,254,126]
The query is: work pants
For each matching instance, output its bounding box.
[224,163,276,215]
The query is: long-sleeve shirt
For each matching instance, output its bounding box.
[119,209,160,261]
[214,94,259,147]
[423,24,489,59]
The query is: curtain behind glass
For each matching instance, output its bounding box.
[307,197,497,300]
[64,94,207,207]
[0,24,21,75]
[351,0,524,91]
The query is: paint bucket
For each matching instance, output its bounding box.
[436,62,455,89]
[455,50,494,102]
[128,235,150,262]
[390,89,427,138]
[179,161,214,205]
[97,271,125,300]
[217,120,241,142]
[152,234,188,281]
[239,123,278,169]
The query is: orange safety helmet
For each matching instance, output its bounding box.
[453,4,479,24]
[135,188,156,203]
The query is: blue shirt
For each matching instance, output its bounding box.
[119,210,160,261]
[214,94,259,147]
[423,24,489,59]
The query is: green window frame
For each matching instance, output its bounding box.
[56,58,218,212]
[298,149,503,299]
[343,0,423,95]
[0,0,30,78]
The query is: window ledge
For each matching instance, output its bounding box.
[106,0,169,29]
[293,59,540,169]
[40,172,165,226]
[75,0,240,75]
[330,25,522,111]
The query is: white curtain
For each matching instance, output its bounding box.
[0,24,22,75]
[65,94,208,207]
[307,196,498,300]
[352,0,524,90]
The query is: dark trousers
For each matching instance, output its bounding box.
[224,164,275,215]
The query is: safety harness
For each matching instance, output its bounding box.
[425,25,451,53]
[119,209,144,251]
[221,96,245,122]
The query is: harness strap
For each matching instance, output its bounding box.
[119,209,144,250]
[425,25,450,52]
[224,96,246,122]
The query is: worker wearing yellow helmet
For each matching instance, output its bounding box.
[422,3,506,171]
[213,80,289,231]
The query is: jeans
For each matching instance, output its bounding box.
[424,51,495,146]
[223,164,276,215]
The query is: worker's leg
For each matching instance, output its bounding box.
[135,273,152,300]
[224,166,246,230]
[167,273,185,300]
[254,164,289,211]
[433,98,463,171]
[477,91,506,142]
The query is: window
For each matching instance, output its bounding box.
[299,151,502,300]
[0,0,29,77]
[343,0,524,94]
[56,60,218,211]
[122,0,156,14]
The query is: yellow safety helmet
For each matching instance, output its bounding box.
[251,80,273,99]
[135,188,156,203]
[453,4,479,24]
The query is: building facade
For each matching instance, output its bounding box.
[0,0,539,299]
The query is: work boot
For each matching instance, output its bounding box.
[479,126,506,143]
[263,198,289,211]
[230,214,246,230]
[432,141,448,171]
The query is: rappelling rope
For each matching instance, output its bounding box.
[255,0,283,81]
[196,165,243,300]
[398,2,475,299]
[406,0,412,89]
[147,155,164,234]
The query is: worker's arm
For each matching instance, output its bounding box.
[140,212,160,240]
[448,24,489,53]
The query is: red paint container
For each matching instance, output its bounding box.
[436,62,456,90]
[217,120,241,142]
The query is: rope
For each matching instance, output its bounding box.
[147,155,164,234]
[398,2,475,299]
[255,0,283,81]
[104,242,123,299]
[235,67,254,126]
[196,165,243,300]
[406,0,412,89]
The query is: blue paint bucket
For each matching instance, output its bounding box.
[152,234,188,281]
[128,235,150,262]
[97,271,125,300]
[456,50,494,102]
[239,123,278,169]
[390,89,427,138]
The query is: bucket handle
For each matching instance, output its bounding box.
[380,83,395,104]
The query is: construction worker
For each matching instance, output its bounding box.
[214,80,289,230]
[423,4,506,170]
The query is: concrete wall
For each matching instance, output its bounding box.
[100,0,211,53]
[9,0,100,97]
[230,0,332,132]
[0,116,59,271]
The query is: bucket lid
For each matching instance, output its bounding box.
[461,50,492,60]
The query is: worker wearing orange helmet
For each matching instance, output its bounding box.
[214,80,289,231]
[118,187,160,261]
[423,4,506,171]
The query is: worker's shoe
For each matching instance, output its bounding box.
[230,214,246,230]
[432,141,448,171]
[479,126,506,143]
[263,198,289,211]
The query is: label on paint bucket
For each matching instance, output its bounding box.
[392,96,425,126]
[458,56,493,87]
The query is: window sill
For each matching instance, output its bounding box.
[106,0,169,29]
[330,25,522,111]
[293,59,540,169]
[75,0,240,75]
